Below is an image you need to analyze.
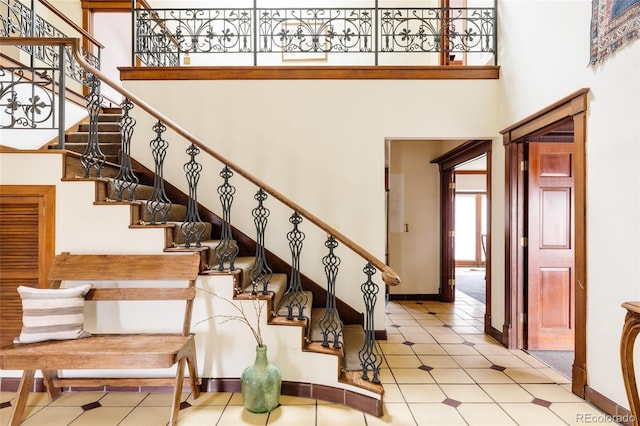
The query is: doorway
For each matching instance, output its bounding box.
[501,89,589,397]
[431,140,492,334]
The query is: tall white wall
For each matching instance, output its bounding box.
[122,78,503,330]
[497,0,640,408]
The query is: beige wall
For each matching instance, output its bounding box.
[123,79,503,329]
[387,139,463,296]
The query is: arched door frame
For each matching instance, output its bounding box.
[500,88,589,397]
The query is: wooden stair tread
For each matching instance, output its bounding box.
[339,370,384,395]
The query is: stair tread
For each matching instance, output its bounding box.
[342,324,366,371]
[309,307,345,345]
[238,273,287,315]
[276,290,313,321]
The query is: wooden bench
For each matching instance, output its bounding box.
[0,252,202,426]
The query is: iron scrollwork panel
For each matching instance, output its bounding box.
[258,8,373,54]
[0,67,55,129]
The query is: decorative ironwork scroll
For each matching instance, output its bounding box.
[259,8,373,54]
[132,4,496,65]
[0,67,55,129]
[283,212,309,321]
[112,97,139,201]
[146,120,172,224]
[358,262,383,384]
[181,143,206,248]
[214,166,239,270]
[1,0,100,83]
[80,73,106,178]
[249,188,273,295]
[319,236,343,349]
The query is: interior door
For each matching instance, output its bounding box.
[526,142,575,350]
[441,169,456,302]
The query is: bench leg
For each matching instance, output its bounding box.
[185,340,200,399]
[170,358,187,426]
[9,370,35,426]
[42,370,63,401]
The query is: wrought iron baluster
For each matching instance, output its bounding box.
[181,143,205,248]
[214,166,239,270]
[80,73,106,178]
[358,262,382,384]
[112,97,138,201]
[249,189,272,295]
[319,236,343,349]
[283,212,308,321]
[146,120,171,224]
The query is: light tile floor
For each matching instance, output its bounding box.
[0,293,620,425]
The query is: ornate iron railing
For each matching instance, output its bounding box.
[0,0,103,146]
[133,3,497,66]
[1,0,101,82]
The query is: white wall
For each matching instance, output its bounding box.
[387,139,463,296]
[122,78,503,329]
[498,0,640,408]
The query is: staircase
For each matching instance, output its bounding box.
[58,107,385,414]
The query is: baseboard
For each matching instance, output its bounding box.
[487,325,503,344]
[585,385,635,426]
[0,376,383,417]
[387,293,440,301]
[375,329,388,341]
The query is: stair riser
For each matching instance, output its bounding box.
[78,123,120,132]
[66,133,121,144]
[98,114,121,122]
[64,144,121,157]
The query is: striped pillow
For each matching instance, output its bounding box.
[14,284,92,344]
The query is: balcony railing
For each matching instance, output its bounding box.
[1,0,102,83]
[134,2,497,67]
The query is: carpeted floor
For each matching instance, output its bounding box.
[526,350,574,379]
[455,268,486,304]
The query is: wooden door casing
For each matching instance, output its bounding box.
[501,88,588,397]
[526,142,575,350]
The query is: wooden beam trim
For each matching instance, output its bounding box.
[118,66,500,81]
[500,88,589,141]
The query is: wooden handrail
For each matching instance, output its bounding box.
[37,0,104,48]
[0,37,400,287]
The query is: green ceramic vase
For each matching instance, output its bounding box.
[241,345,282,413]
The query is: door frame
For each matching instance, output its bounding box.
[500,88,589,397]
[431,139,492,333]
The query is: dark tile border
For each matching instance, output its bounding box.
[0,377,383,417]
[387,294,440,301]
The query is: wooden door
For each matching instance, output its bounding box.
[0,186,55,348]
[526,142,575,350]
[441,169,456,302]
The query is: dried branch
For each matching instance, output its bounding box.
[195,287,265,347]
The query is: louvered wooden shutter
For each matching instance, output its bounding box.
[0,186,55,348]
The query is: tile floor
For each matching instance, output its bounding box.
[0,293,619,425]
